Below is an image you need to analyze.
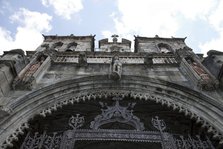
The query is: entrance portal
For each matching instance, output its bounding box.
[11,96,217,149]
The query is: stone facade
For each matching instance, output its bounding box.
[0,34,223,149]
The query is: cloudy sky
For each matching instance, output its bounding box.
[0,0,223,55]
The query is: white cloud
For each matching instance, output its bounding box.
[41,0,83,20]
[103,0,216,37]
[0,8,52,54]
[102,0,223,54]
[10,8,52,32]
[199,0,223,55]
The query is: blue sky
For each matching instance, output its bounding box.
[0,0,223,55]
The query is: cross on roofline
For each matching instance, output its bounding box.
[111,34,119,38]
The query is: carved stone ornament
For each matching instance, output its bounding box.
[185,57,217,90]
[68,114,85,130]
[90,97,145,131]
[19,115,215,149]
[78,52,88,67]
[110,55,122,80]
[2,91,222,148]
[12,55,47,90]
[0,106,12,119]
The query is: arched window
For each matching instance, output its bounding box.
[52,41,63,51]
[66,42,77,52]
[157,43,173,54]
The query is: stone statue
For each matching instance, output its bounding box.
[191,62,210,80]
[186,58,216,90]
[78,52,87,67]
[187,59,210,81]
[22,56,46,82]
[12,55,46,90]
[110,55,122,80]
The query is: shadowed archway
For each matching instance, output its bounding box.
[0,75,223,148]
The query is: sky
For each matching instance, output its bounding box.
[0,0,223,56]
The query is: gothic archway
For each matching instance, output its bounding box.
[0,75,223,148]
[8,96,219,148]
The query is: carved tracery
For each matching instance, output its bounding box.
[19,114,215,149]
[90,97,145,131]
[1,89,223,148]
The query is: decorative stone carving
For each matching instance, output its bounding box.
[66,42,77,51]
[110,55,122,80]
[18,115,215,149]
[185,57,217,90]
[78,52,88,67]
[176,46,193,59]
[0,106,12,119]
[69,114,85,130]
[1,122,29,149]
[111,34,119,43]
[2,89,222,148]
[90,97,145,131]
[12,55,47,90]
[33,89,223,143]
[152,116,166,132]
[144,55,153,65]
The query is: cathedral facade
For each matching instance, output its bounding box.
[0,34,223,149]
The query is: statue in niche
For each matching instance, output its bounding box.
[22,56,46,82]
[186,58,210,81]
[191,62,210,80]
[78,52,87,67]
[12,55,46,90]
[110,55,122,80]
[186,58,216,90]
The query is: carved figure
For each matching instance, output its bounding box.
[111,55,122,80]
[186,58,216,90]
[187,59,210,81]
[12,55,46,90]
[191,62,210,80]
[22,56,45,82]
[78,52,87,67]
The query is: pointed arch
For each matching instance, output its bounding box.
[0,75,223,148]
[157,43,173,54]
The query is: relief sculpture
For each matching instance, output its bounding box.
[12,55,46,90]
[186,58,216,90]
[110,55,122,80]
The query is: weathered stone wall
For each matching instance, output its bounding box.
[0,35,223,148]
[0,65,13,97]
[135,36,186,53]
[38,63,187,86]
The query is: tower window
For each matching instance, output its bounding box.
[66,42,78,52]
[52,41,63,51]
[157,43,173,54]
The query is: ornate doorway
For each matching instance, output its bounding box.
[11,96,216,149]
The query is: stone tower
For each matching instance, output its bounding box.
[0,34,223,149]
